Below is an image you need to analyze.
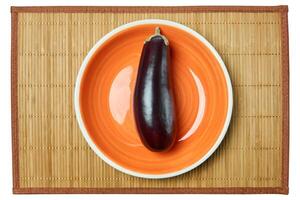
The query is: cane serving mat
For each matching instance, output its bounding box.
[11,6,289,194]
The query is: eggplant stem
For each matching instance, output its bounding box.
[155,27,161,35]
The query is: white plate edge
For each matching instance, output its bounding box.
[74,19,233,179]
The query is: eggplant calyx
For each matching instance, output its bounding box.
[144,27,169,46]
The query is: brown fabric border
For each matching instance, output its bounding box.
[13,187,288,194]
[11,5,288,13]
[11,5,289,194]
[280,7,289,195]
[11,10,19,192]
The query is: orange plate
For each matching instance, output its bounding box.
[74,20,233,178]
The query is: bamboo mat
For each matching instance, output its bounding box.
[11,6,289,194]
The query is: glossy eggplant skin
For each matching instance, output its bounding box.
[134,33,176,152]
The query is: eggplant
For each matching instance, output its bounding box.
[134,27,176,152]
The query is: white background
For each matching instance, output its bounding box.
[0,0,298,199]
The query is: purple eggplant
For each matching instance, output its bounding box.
[134,27,176,152]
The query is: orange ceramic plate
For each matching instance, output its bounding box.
[74,20,233,178]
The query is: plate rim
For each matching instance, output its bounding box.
[74,19,233,179]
